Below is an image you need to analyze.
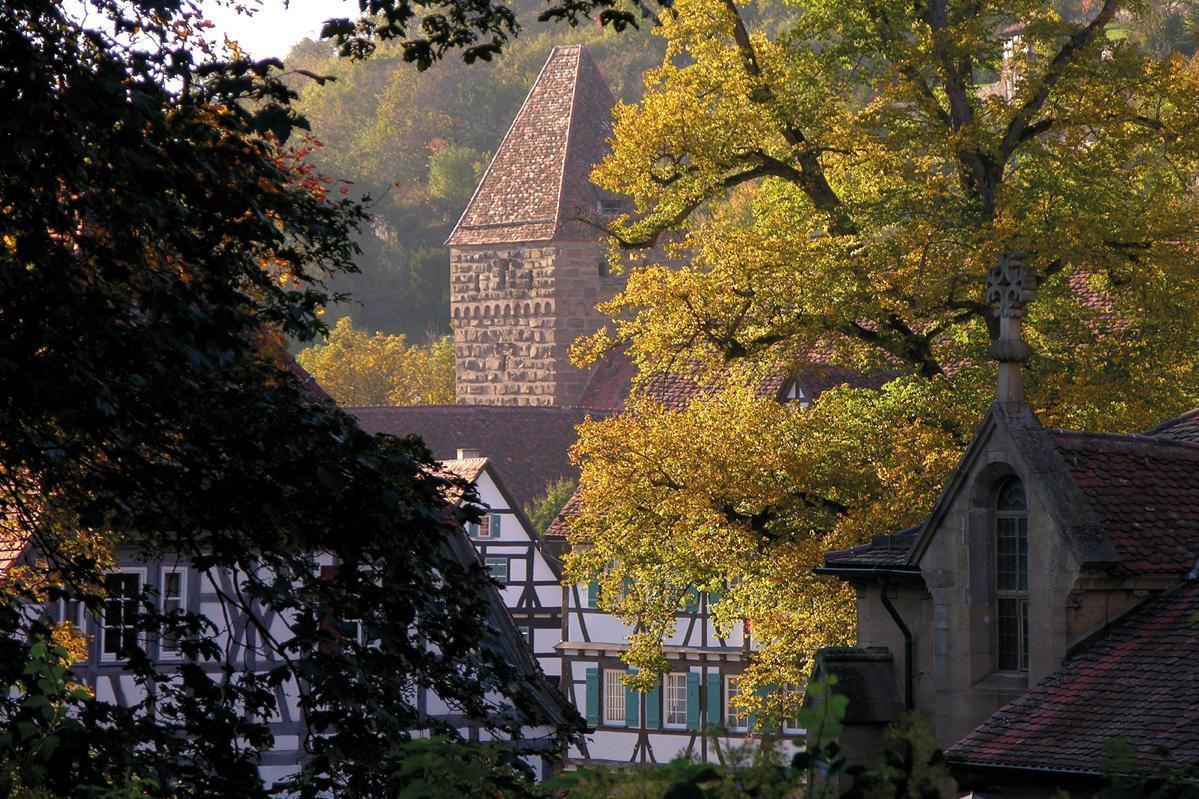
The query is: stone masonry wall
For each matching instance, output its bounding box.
[450,242,624,406]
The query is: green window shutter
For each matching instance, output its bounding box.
[645,681,661,729]
[489,513,502,536]
[707,588,721,609]
[587,580,600,608]
[625,668,639,728]
[585,668,600,727]
[706,669,721,726]
[686,671,701,730]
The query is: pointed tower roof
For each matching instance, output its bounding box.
[446,45,617,246]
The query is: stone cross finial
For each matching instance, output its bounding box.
[987,252,1035,404]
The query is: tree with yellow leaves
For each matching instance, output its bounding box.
[297,316,455,405]
[566,0,1199,706]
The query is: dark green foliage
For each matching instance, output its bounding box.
[387,736,542,798]
[524,479,577,538]
[0,1,580,796]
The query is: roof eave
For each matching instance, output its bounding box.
[813,565,924,580]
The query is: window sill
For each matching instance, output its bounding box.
[973,671,1028,694]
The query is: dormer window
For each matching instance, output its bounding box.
[994,477,1028,672]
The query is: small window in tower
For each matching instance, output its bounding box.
[597,198,624,216]
[598,260,611,280]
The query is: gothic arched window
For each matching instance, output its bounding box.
[994,477,1028,672]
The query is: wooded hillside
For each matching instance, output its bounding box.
[282,0,799,339]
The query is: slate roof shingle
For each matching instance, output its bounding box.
[822,526,921,569]
[446,45,617,247]
[1048,430,1199,575]
[347,405,601,510]
[948,579,1199,774]
[1145,407,1199,444]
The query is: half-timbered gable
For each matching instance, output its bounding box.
[441,457,564,678]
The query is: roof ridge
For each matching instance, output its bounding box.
[343,403,603,413]
[1049,427,1199,452]
[1144,406,1199,435]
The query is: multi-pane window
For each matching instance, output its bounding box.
[485,557,509,584]
[160,569,186,656]
[664,673,688,728]
[466,513,503,538]
[782,683,804,733]
[102,571,142,659]
[56,597,86,630]
[603,670,626,725]
[725,676,749,731]
[994,478,1029,672]
[467,515,490,538]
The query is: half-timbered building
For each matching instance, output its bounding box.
[441,456,565,678]
[550,563,776,765]
[43,356,578,786]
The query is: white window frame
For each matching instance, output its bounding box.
[603,670,626,725]
[159,567,188,659]
[56,597,86,630]
[782,683,805,734]
[725,675,749,732]
[664,672,688,729]
[485,557,509,585]
[101,568,146,662]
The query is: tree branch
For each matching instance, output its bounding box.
[998,0,1121,163]
[718,0,856,235]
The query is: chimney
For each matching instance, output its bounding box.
[986,252,1036,405]
[457,447,482,460]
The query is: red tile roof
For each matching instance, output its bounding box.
[948,579,1199,775]
[278,350,334,404]
[1048,430,1199,575]
[347,405,603,510]
[575,350,639,411]
[543,490,580,539]
[1145,407,1199,444]
[576,350,874,413]
[823,407,1199,575]
[445,45,617,247]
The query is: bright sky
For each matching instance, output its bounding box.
[199,0,360,59]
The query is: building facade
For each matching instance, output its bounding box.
[818,261,1199,796]
[443,456,565,678]
[555,581,781,765]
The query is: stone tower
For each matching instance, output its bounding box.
[446,45,626,406]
